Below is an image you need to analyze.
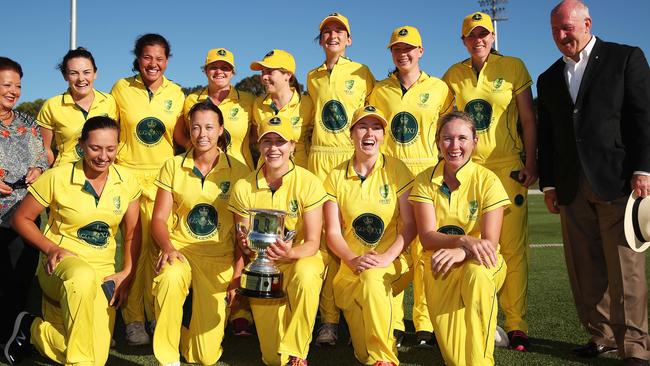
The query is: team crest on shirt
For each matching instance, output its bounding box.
[419,93,430,106]
[74,143,85,159]
[218,181,231,200]
[291,116,300,126]
[186,203,218,239]
[288,199,299,217]
[77,221,110,247]
[321,100,348,132]
[164,100,173,112]
[391,112,418,145]
[379,184,391,204]
[493,78,504,90]
[136,117,166,145]
[344,80,355,95]
[352,213,385,247]
[464,99,492,132]
[113,196,122,214]
[437,225,466,236]
[468,200,478,221]
[230,107,239,120]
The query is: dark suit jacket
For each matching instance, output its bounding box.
[537,38,650,205]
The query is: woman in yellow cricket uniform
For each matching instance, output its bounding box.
[409,111,509,366]
[442,12,537,350]
[308,12,375,345]
[150,102,250,366]
[251,49,313,168]
[38,48,117,167]
[9,116,140,366]
[111,33,185,346]
[325,106,416,366]
[181,48,256,169]
[368,25,454,347]
[229,116,326,366]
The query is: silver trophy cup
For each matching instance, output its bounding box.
[237,209,295,298]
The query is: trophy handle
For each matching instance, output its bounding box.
[284,230,296,242]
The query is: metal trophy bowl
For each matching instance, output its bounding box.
[237,209,294,298]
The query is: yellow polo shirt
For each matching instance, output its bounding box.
[155,149,250,257]
[408,160,509,245]
[28,161,141,272]
[324,154,413,254]
[253,89,314,167]
[368,72,453,174]
[443,54,532,166]
[111,75,185,170]
[37,89,118,167]
[307,57,375,149]
[228,160,327,247]
[183,87,255,169]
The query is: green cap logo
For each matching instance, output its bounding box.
[390,111,418,144]
[398,28,408,37]
[136,117,165,145]
[322,100,348,132]
[352,213,385,247]
[77,221,110,247]
[364,105,376,112]
[269,117,281,125]
[187,203,218,237]
[472,13,482,21]
[265,50,274,58]
[217,49,227,56]
[464,99,492,131]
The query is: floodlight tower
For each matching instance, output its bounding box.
[70,0,77,49]
[478,0,508,51]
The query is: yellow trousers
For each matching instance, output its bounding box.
[489,163,529,333]
[121,167,158,325]
[425,253,506,366]
[334,255,409,365]
[250,251,325,366]
[32,256,115,366]
[152,253,233,365]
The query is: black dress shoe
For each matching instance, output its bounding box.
[571,342,617,358]
[624,357,649,366]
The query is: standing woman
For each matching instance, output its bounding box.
[38,48,117,167]
[111,33,185,346]
[229,116,327,366]
[325,106,416,366]
[7,116,140,366]
[442,12,537,350]
[181,48,256,169]
[0,57,48,348]
[251,49,313,168]
[307,12,375,345]
[409,111,509,366]
[150,102,250,366]
[368,25,454,346]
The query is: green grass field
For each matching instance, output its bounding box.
[5,194,647,365]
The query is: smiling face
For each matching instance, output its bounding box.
[81,128,118,175]
[462,26,494,61]
[137,44,169,86]
[64,57,97,99]
[261,67,291,95]
[0,70,21,112]
[319,20,352,57]
[390,43,423,73]
[437,118,477,171]
[551,2,592,61]
[189,109,223,154]
[351,117,384,158]
[259,132,294,170]
[204,60,233,91]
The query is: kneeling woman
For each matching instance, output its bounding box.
[150,102,250,366]
[228,116,327,366]
[324,106,416,366]
[408,111,509,366]
[9,116,140,365]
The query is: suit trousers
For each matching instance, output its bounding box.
[559,173,649,360]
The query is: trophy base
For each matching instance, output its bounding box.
[237,269,284,298]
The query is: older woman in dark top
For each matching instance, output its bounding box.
[0,56,48,345]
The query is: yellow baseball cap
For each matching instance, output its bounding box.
[350,105,388,130]
[204,48,235,69]
[250,49,296,74]
[258,116,295,142]
[387,26,422,48]
[319,12,351,35]
[462,12,494,37]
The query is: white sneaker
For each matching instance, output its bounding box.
[314,323,338,346]
[125,321,150,346]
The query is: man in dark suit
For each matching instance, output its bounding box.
[537,1,650,364]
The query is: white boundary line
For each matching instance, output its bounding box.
[530,243,563,248]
